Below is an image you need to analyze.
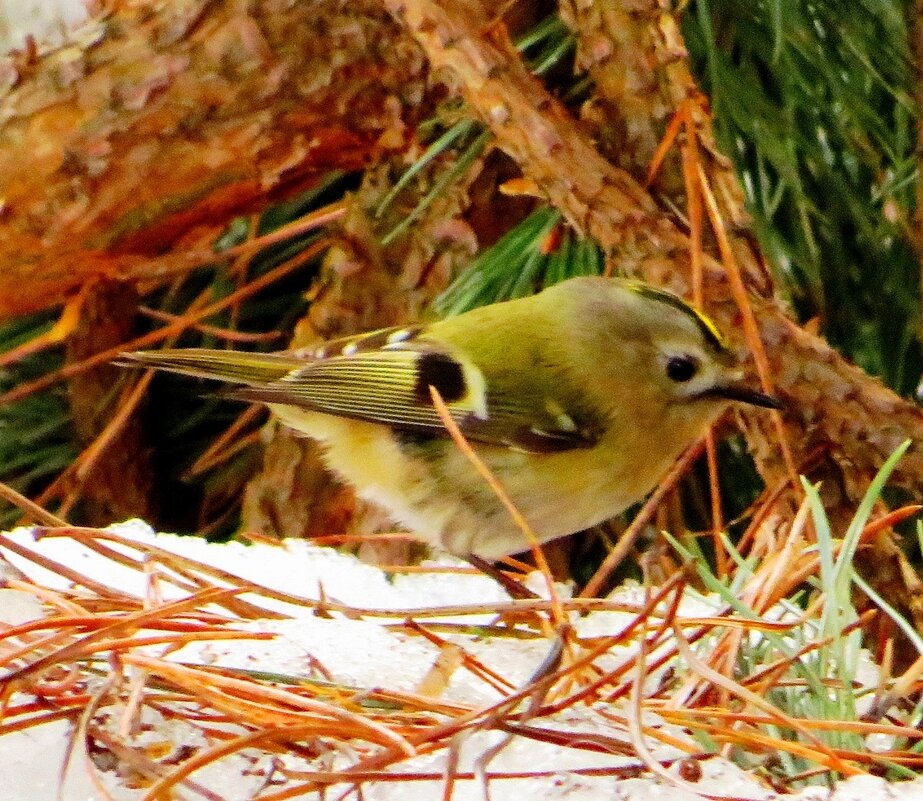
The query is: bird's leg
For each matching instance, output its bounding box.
[466,553,540,600]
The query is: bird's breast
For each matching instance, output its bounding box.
[267,401,711,559]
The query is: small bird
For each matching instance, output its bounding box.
[123,277,780,558]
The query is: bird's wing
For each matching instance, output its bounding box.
[123,321,604,453]
[120,349,310,384]
[234,331,603,453]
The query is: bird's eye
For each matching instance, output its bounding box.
[666,355,699,383]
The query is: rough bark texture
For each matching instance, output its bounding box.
[0,0,426,316]
[64,278,155,524]
[381,0,923,505]
[558,0,768,292]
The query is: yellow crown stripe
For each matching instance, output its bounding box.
[626,282,728,352]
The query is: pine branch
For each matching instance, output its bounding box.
[0,0,425,317]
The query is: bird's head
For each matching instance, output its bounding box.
[558,278,781,423]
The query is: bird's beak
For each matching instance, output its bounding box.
[699,383,783,410]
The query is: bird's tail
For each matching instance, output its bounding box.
[118,349,305,386]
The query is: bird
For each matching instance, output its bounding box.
[122,276,780,559]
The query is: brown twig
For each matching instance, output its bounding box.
[580,441,704,599]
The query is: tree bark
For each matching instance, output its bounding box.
[0,0,426,317]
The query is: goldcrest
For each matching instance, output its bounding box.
[123,277,780,558]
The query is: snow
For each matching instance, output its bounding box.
[0,522,916,800]
[0,0,88,53]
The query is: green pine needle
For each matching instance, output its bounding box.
[432,207,604,317]
[683,0,919,393]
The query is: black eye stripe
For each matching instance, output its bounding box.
[667,355,699,383]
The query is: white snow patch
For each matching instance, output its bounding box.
[0,0,88,53]
[0,523,913,801]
